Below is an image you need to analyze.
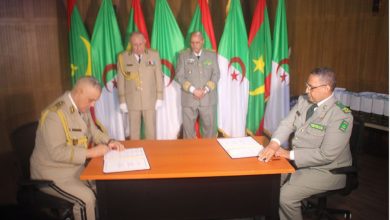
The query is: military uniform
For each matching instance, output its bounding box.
[272,95,353,220]
[117,49,164,140]
[30,92,111,220]
[176,49,220,138]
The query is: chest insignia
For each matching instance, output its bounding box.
[309,123,326,131]
[339,120,349,132]
[203,60,212,66]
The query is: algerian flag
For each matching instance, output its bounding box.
[217,0,249,137]
[124,0,150,50]
[246,0,272,135]
[264,0,290,134]
[151,0,185,139]
[91,0,125,140]
[67,0,91,85]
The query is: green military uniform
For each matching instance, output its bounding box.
[176,49,220,138]
[30,92,111,220]
[272,95,353,220]
[117,48,164,140]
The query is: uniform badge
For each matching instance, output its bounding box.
[186,58,195,65]
[70,106,75,114]
[309,123,325,131]
[127,64,134,66]
[339,120,349,132]
[147,60,156,66]
[203,60,212,66]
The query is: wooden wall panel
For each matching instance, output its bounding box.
[0,0,388,153]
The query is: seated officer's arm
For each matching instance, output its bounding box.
[42,112,87,164]
[294,113,353,168]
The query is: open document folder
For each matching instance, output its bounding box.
[217,136,264,159]
[103,147,150,173]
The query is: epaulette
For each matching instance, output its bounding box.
[49,101,64,112]
[336,101,351,114]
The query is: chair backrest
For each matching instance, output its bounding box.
[10,121,39,180]
[341,116,364,195]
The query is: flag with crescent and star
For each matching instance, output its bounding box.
[67,0,91,85]
[91,0,125,140]
[264,0,290,134]
[217,0,249,137]
[246,0,272,136]
[186,0,217,137]
[124,0,150,50]
[151,0,185,139]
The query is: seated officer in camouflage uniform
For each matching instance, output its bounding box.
[30,76,125,220]
[258,67,353,220]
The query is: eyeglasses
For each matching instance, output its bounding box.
[305,83,327,91]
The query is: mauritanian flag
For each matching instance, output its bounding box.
[151,0,185,139]
[185,0,217,50]
[246,0,272,135]
[217,0,249,137]
[264,0,290,134]
[186,0,217,137]
[124,0,150,50]
[91,0,125,140]
[67,0,91,85]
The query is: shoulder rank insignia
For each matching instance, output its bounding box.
[49,101,64,111]
[336,101,351,113]
[309,123,325,131]
[339,120,349,132]
[69,106,75,114]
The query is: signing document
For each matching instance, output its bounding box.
[217,136,264,159]
[103,147,150,173]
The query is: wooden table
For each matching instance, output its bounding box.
[81,137,295,220]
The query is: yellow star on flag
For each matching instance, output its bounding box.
[71,64,78,77]
[253,55,265,74]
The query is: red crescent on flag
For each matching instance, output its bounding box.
[276,58,289,76]
[161,59,175,86]
[228,57,246,83]
[102,64,117,92]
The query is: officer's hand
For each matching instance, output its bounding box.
[119,103,128,113]
[258,141,279,162]
[193,89,204,99]
[275,148,290,159]
[87,144,109,158]
[155,99,163,110]
[108,141,125,151]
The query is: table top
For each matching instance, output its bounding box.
[80,136,295,180]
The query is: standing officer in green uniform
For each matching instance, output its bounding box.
[30,76,125,220]
[117,32,164,140]
[258,67,353,220]
[176,31,220,138]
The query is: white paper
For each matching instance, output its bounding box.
[217,136,264,159]
[103,148,150,173]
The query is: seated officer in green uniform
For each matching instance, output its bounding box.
[258,67,353,220]
[30,76,125,220]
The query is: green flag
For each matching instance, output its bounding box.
[185,0,217,50]
[246,0,272,135]
[151,0,185,139]
[91,0,125,140]
[68,0,91,85]
[217,0,249,137]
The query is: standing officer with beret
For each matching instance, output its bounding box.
[258,67,353,220]
[30,76,125,220]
